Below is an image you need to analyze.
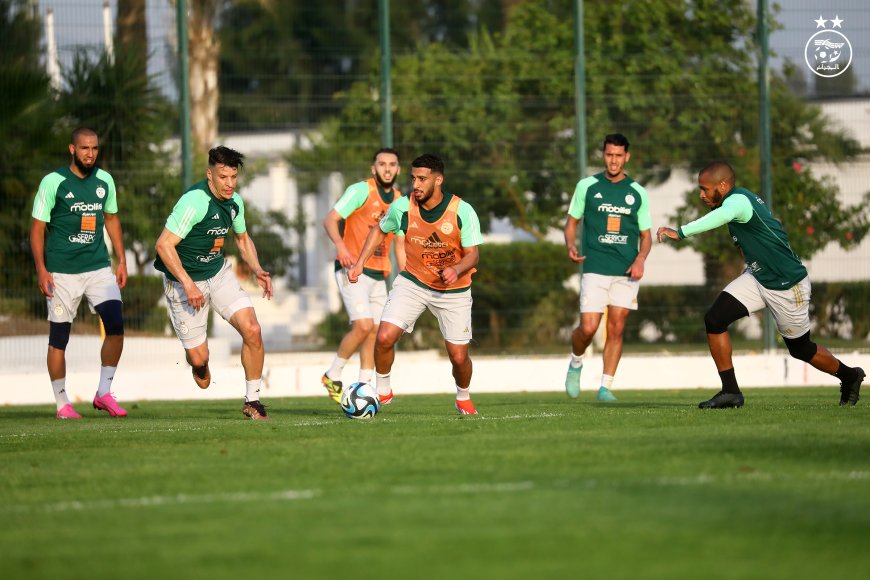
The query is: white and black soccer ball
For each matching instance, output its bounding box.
[340,382,380,419]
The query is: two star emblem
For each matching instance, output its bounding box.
[814,15,844,29]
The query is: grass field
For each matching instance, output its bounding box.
[2,388,868,579]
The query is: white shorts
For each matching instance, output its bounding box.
[724,271,811,338]
[47,267,122,323]
[381,275,473,344]
[579,273,639,313]
[162,261,253,349]
[335,269,387,322]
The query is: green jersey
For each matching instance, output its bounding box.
[567,172,651,276]
[679,187,807,290]
[153,180,247,282]
[31,166,118,274]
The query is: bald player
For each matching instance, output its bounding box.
[657,161,864,409]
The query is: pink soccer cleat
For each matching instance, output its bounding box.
[56,404,82,420]
[379,390,394,405]
[455,399,478,415]
[93,393,128,417]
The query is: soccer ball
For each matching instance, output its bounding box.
[340,382,380,419]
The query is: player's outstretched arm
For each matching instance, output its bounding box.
[656,226,680,243]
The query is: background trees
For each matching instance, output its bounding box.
[0,0,62,304]
[286,0,868,289]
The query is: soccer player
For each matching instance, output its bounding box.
[563,133,652,401]
[154,146,273,420]
[657,161,865,408]
[347,154,483,415]
[320,148,405,403]
[30,127,128,419]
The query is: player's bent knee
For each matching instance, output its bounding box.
[783,332,818,363]
[48,322,72,350]
[94,300,124,336]
[354,319,375,334]
[705,292,748,335]
[241,321,262,344]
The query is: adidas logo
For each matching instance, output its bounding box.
[594,192,603,199]
[424,232,448,248]
[65,192,75,199]
[211,213,220,220]
[409,221,419,229]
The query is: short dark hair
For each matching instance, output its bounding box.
[71,127,97,144]
[699,161,736,186]
[602,133,630,151]
[411,153,444,175]
[208,146,245,169]
[372,148,400,163]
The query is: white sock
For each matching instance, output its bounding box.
[601,374,614,390]
[570,353,584,368]
[97,366,116,397]
[51,378,71,410]
[376,372,391,396]
[358,368,374,384]
[326,356,348,382]
[456,385,471,401]
[245,378,262,402]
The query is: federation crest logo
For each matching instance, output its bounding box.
[805,15,852,78]
[440,222,454,235]
[53,303,64,316]
[231,209,237,220]
[95,186,106,199]
[625,194,635,206]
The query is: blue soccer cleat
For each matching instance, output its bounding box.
[565,363,582,398]
[596,386,617,402]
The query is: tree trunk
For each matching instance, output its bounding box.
[188,0,221,157]
[117,0,147,77]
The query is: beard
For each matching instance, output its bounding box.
[73,156,95,176]
[375,174,396,189]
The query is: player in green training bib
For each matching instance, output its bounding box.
[563,134,652,402]
[30,127,129,419]
[658,161,864,409]
[154,146,273,420]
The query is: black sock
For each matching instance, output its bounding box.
[835,362,858,383]
[719,368,741,394]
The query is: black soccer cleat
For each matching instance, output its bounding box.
[243,400,269,420]
[839,367,865,407]
[698,391,744,409]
